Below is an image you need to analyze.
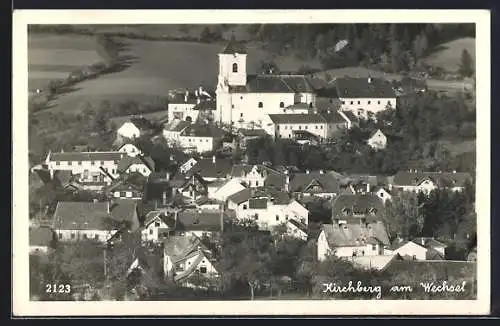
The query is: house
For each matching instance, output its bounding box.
[177,124,225,154]
[317,221,391,261]
[373,186,392,204]
[178,157,198,175]
[170,173,208,203]
[186,156,233,182]
[237,128,269,148]
[285,219,309,241]
[163,119,192,146]
[141,210,174,243]
[266,111,351,141]
[167,86,214,123]
[230,164,287,189]
[43,150,126,182]
[209,178,247,202]
[215,36,316,129]
[174,208,224,238]
[387,237,446,261]
[52,200,140,242]
[29,226,56,254]
[331,194,385,223]
[412,237,447,259]
[227,187,309,230]
[330,76,397,119]
[286,170,341,198]
[144,172,172,206]
[163,234,220,288]
[103,178,144,200]
[349,254,401,271]
[392,170,472,194]
[117,143,143,157]
[117,155,155,177]
[367,129,387,151]
[117,117,155,140]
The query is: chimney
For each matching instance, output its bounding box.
[195,89,199,97]
[366,183,370,193]
[212,155,216,164]
[184,90,189,103]
[306,169,310,174]
[162,191,167,205]
[368,77,372,84]
[199,86,203,95]
[421,238,425,246]
[165,171,171,181]
[49,168,54,180]
[285,175,290,192]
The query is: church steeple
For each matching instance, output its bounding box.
[218,34,247,87]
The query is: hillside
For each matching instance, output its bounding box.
[423,37,475,73]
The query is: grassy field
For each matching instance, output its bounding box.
[423,37,476,73]
[28,33,321,114]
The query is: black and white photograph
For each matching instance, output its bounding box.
[12,10,490,316]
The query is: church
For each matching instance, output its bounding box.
[215,37,317,129]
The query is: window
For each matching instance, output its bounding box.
[78,161,82,165]
[55,161,60,166]
[320,126,323,129]
[368,101,371,104]
[372,245,377,251]
[315,125,318,129]
[149,229,153,235]
[350,101,354,105]
[412,255,417,260]
[143,168,147,174]
[232,63,238,73]
[254,214,259,220]
[255,181,259,187]
[357,101,361,104]
[283,109,286,113]
[361,250,365,256]
[91,161,95,166]
[342,101,345,105]
[377,101,381,104]
[243,204,247,210]
[199,139,202,143]
[387,101,390,105]
[200,266,207,274]
[240,113,243,118]
[71,233,75,239]
[276,215,279,221]
[258,102,263,108]
[94,234,99,240]
[83,234,88,239]
[284,126,288,130]
[231,104,234,108]
[155,222,160,227]
[240,96,243,100]
[58,233,62,240]
[279,102,285,108]
[285,215,289,220]
[100,161,104,165]
[305,126,308,130]
[299,126,302,130]
[206,139,209,142]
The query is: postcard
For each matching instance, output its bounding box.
[12,9,490,316]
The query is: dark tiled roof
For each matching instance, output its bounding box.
[175,209,223,232]
[117,156,155,173]
[54,170,73,187]
[167,91,198,104]
[49,151,125,162]
[227,188,253,205]
[238,128,268,138]
[269,114,326,124]
[321,222,390,247]
[180,124,225,138]
[249,198,268,209]
[128,117,155,131]
[229,74,314,94]
[163,234,205,263]
[334,77,396,99]
[52,201,112,230]
[412,237,447,249]
[189,157,232,179]
[322,111,348,124]
[288,172,340,194]
[29,227,55,247]
[164,119,191,132]
[192,100,216,111]
[292,130,320,141]
[393,171,471,187]
[109,199,139,228]
[286,102,311,110]
[316,85,339,98]
[227,187,290,206]
[287,219,308,234]
[221,36,247,54]
[342,111,359,123]
[331,194,385,221]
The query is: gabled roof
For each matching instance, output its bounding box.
[368,129,385,139]
[192,100,216,111]
[109,199,139,226]
[392,171,472,188]
[334,76,396,99]
[227,187,291,206]
[29,226,55,247]
[350,255,398,271]
[331,194,385,221]
[188,157,232,179]
[126,117,155,131]
[320,222,390,247]
[268,113,326,124]
[175,209,223,232]
[180,124,224,138]
[230,164,286,189]
[48,151,125,162]
[220,35,247,54]
[288,172,340,194]
[164,119,191,132]
[117,156,155,173]
[412,237,447,249]
[287,219,308,234]
[238,128,268,138]
[229,74,314,94]
[342,111,359,123]
[143,210,173,228]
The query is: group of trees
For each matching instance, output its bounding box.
[248,23,475,75]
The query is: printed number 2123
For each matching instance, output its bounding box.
[46,284,71,294]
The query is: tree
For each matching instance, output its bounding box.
[458,49,474,78]
[413,33,428,59]
[384,191,425,240]
[219,226,275,300]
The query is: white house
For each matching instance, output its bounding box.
[332,76,397,119]
[167,87,214,123]
[163,119,191,145]
[285,219,309,241]
[51,200,140,243]
[116,117,155,140]
[215,37,317,129]
[388,238,446,261]
[317,221,391,261]
[179,157,198,174]
[141,210,172,243]
[373,187,392,204]
[117,143,143,157]
[391,170,472,195]
[176,124,225,154]
[43,150,126,182]
[389,241,429,260]
[117,155,155,177]
[209,178,247,202]
[230,164,286,189]
[29,226,56,254]
[163,235,219,287]
[367,129,387,151]
[287,170,341,198]
[227,188,309,230]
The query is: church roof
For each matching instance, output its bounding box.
[229,74,315,94]
[220,36,247,54]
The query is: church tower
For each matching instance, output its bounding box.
[217,35,247,87]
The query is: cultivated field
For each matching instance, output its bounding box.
[423,37,476,73]
[28,33,321,114]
